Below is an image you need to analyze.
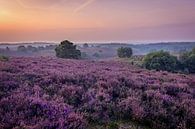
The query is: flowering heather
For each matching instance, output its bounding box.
[0,57,195,129]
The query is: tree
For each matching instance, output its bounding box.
[27,45,38,52]
[179,48,195,73]
[83,43,89,48]
[143,51,179,72]
[117,47,133,58]
[17,46,27,52]
[6,47,10,51]
[55,40,81,59]
[81,52,88,59]
[185,54,195,73]
[93,52,100,58]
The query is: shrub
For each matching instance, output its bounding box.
[117,47,133,58]
[182,54,195,73]
[17,45,27,52]
[0,94,86,129]
[27,45,38,52]
[0,57,195,129]
[93,52,100,58]
[55,40,81,59]
[179,48,195,73]
[0,55,9,61]
[6,47,10,51]
[81,52,88,59]
[107,122,119,129]
[143,51,179,72]
[83,43,89,48]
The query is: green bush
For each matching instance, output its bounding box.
[55,40,81,59]
[143,51,179,72]
[107,122,119,129]
[180,48,195,73]
[185,54,195,73]
[117,47,133,58]
[0,55,9,61]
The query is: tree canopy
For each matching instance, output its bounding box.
[179,48,195,73]
[117,47,133,58]
[143,51,179,72]
[55,40,81,59]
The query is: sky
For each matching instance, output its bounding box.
[0,0,195,43]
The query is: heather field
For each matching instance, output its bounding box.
[0,57,195,129]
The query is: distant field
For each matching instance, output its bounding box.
[0,57,194,129]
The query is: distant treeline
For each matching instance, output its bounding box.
[97,42,195,54]
[0,44,57,53]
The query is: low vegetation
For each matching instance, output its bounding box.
[0,57,194,129]
[180,48,195,73]
[0,55,9,61]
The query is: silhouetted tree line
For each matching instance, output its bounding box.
[17,45,57,52]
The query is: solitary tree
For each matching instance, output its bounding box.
[117,47,133,58]
[55,40,81,59]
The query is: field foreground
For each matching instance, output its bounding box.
[0,57,195,129]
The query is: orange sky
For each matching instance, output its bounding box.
[0,0,195,43]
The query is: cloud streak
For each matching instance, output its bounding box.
[15,0,62,9]
[74,0,95,13]
[1,0,195,42]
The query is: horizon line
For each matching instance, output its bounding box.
[0,40,195,45]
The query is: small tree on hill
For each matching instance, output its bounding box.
[117,47,133,58]
[55,40,81,59]
[143,51,179,72]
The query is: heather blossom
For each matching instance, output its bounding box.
[0,57,194,129]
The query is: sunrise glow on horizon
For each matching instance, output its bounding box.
[0,0,195,43]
